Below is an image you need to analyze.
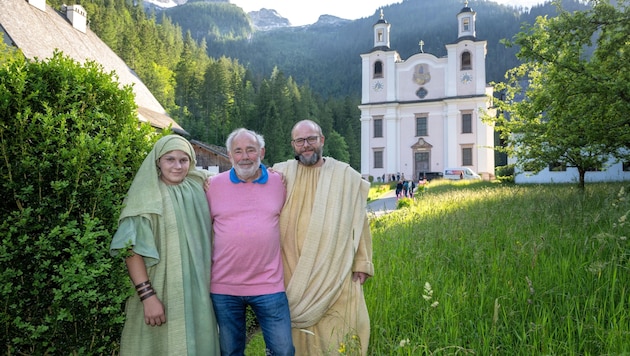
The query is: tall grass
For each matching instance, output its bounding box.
[245,181,629,355]
[366,181,630,355]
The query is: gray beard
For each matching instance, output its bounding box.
[234,159,260,180]
[297,151,320,166]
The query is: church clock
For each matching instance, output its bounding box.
[460,72,473,85]
[372,80,384,92]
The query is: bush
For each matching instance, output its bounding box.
[0,51,156,354]
[495,164,515,180]
[396,197,414,209]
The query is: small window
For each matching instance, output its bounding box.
[377,30,384,43]
[624,161,630,171]
[374,61,383,78]
[586,164,604,172]
[461,51,472,70]
[374,118,383,138]
[549,162,566,172]
[416,116,427,136]
[374,150,383,169]
[462,147,473,166]
[462,113,472,133]
[462,18,470,32]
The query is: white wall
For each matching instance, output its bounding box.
[515,160,630,184]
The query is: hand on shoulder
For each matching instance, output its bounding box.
[268,167,286,187]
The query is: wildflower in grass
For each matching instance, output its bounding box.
[399,338,410,348]
[336,333,361,355]
[614,211,628,228]
[422,281,439,309]
[422,282,433,301]
[587,261,606,277]
[338,342,346,354]
[617,187,626,202]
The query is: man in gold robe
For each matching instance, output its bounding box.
[273,120,374,355]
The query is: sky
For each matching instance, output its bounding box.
[230,0,548,27]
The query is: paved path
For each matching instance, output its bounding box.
[366,190,398,216]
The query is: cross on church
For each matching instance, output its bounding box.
[419,40,424,53]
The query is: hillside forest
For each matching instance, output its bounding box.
[46,0,590,170]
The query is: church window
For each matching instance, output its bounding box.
[461,51,472,70]
[374,61,383,78]
[462,147,473,166]
[462,17,470,32]
[374,118,383,137]
[377,30,384,43]
[624,161,630,171]
[462,112,472,133]
[374,150,384,169]
[416,116,428,136]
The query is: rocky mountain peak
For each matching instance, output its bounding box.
[248,8,290,31]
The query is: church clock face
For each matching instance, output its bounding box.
[460,72,473,85]
[372,80,384,92]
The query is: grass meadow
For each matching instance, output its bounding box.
[247,180,630,355]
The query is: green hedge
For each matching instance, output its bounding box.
[0,51,157,354]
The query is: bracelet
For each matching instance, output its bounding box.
[135,280,151,289]
[140,290,156,301]
[136,286,154,296]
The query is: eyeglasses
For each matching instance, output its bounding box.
[292,136,320,146]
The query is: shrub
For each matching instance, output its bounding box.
[396,197,414,209]
[495,164,515,183]
[0,51,156,353]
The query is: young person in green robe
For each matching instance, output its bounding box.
[110,135,220,355]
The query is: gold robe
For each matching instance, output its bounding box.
[274,157,374,355]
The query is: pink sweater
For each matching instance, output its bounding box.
[206,169,286,296]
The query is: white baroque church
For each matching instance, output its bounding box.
[359,2,496,182]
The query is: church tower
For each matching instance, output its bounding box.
[359,2,495,182]
[457,0,476,40]
[373,9,390,49]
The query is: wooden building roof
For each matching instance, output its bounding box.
[0,0,187,135]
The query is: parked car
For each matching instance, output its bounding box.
[444,167,481,180]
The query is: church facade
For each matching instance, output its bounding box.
[359,3,495,182]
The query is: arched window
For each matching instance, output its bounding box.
[461,51,472,70]
[374,60,383,78]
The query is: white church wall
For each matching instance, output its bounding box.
[515,160,630,184]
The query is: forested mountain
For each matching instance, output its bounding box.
[161,0,591,97]
[43,0,589,172]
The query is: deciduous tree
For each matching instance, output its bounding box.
[484,0,630,188]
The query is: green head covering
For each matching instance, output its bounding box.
[118,135,205,222]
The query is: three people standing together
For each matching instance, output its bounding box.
[111,121,373,355]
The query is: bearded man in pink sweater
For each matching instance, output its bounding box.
[206,128,294,356]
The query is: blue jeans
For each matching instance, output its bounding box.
[211,292,294,356]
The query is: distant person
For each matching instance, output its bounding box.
[402,180,409,198]
[110,135,220,355]
[273,120,373,355]
[418,178,428,193]
[206,128,294,356]
[409,180,416,198]
[396,180,403,199]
